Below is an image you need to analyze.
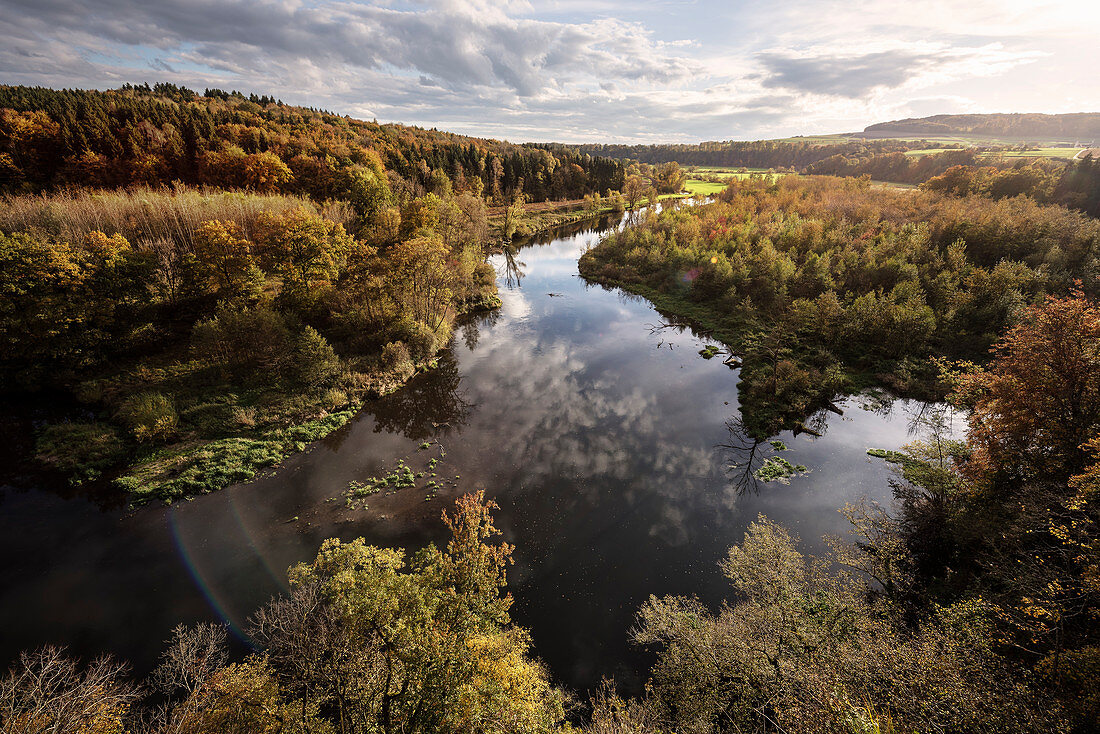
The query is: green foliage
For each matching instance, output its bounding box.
[753,455,808,483]
[119,410,356,502]
[634,516,1057,734]
[288,326,341,390]
[115,392,178,442]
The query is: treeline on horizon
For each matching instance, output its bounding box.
[571,138,911,169]
[0,83,625,204]
[577,139,1100,218]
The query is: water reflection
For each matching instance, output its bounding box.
[362,351,473,440]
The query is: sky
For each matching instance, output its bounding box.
[2,0,1098,143]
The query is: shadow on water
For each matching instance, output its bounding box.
[0,201,950,697]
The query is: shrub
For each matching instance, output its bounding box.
[321,388,349,410]
[389,319,439,362]
[382,341,415,379]
[288,326,341,389]
[191,306,292,382]
[231,406,257,428]
[116,392,178,442]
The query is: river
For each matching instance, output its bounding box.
[0,204,955,694]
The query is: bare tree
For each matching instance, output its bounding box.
[0,646,142,734]
[152,623,228,697]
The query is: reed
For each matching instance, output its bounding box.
[0,185,356,250]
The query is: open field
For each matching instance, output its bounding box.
[982,147,1085,159]
[903,147,966,156]
[684,179,730,195]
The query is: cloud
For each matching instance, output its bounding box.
[0,0,1094,142]
[758,44,1040,98]
[0,0,691,97]
[759,49,939,97]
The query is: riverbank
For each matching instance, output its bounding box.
[107,292,503,506]
[488,192,694,239]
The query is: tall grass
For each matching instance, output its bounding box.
[0,185,356,250]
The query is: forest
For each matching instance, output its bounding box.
[0,84,625,204]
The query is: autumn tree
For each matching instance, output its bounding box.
[255,209,352,300]
[623,175,646,209]
[0,647,141,734]
[279,491,566,734]
[192,220,260,301]
[959,288,1100,485]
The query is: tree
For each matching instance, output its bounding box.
[623,176,646,209]
[255,209,352,300]
[959,288,1100,485]
[0,647,141,734]
[386,236,458,331]
[280,491,566,734]
[634,516,1050,734]
[192,220,260,301]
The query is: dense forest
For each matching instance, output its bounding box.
[862,112,1100,140]
[580,175,1100,435]
[5,300,1100,732]
[0,84,625,204]
[570,139,909,169]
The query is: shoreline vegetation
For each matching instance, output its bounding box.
[4,186,504,504]
[579,174,1100,438]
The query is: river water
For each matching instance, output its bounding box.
[0,205,952,693]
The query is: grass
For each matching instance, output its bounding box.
[982,148,1084,159]
[684,179,730,195]
[116,409,359,503]
[699,345,721,359]
[0,186,355,250]
[870,181,918,190]
[903,148,966,157]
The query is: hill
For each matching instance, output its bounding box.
[860,112,1100,142]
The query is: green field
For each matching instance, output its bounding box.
[684,179,731,195]
[903,147,966,157]
[982,147,1084,159]
[689,166,774,174]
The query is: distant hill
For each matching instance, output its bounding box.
[861,113,1100,142]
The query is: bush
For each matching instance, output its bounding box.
[191,306,292,382]
[321,388,349,410]
[382,341,415,379]
[116,392,178,442]
[289,326,341,389]
[389,319,440,362]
